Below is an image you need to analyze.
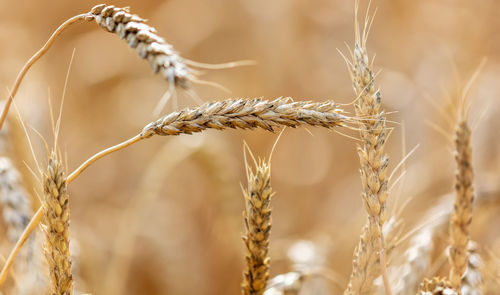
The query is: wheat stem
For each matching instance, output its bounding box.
[0,13,90,131]
[67,134,143,183]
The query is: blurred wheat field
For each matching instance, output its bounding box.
[0,0,499,294]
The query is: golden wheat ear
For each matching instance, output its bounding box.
[343,1,392,294]
[448,118,474,290]
[241,145,273,295]
[141,97,350,138]
[41,151,73,295]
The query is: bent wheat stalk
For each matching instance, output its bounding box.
[0,97,351,290]
[0,13,90,130]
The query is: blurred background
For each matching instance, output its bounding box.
[0,0,499,294]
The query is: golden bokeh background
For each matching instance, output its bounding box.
[0,0,499,294]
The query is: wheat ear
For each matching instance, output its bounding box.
[344,3,391,294]
[88,4,195,88]
[42,152,73,295]
[449,119,475,289]
[72,97,350,180]
[141,97,349,137]
[241,154,273,295]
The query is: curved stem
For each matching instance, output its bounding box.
[0,13,89,131]
[67,134,144,182]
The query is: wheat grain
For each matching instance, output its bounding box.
[344,3,391,294]
[241,156,273,295]
[449,120,475,289]
[42,152,73,295]
[141,97,350,138]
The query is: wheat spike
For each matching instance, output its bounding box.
[344,3,390,294]
[141,97,350,138]
[42,152,73,295]
[449,120,475,289]
[89,4,194,88]
[241,156,273,295]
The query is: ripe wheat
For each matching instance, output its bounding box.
[344,3,391,294]
[241,157,273,295]
[449,120,475,289]
[42,152,73,295]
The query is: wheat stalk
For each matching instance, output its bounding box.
[241,155,273,295]
[449,119,475,289]
[343,2,391,294]
[42,152,73,295]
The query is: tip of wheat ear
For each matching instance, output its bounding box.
[139,97,350,138]
[89,4,193,88]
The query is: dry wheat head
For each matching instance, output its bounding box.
[241,158,273,295]
[140,97,350,138]
[449,120,475,289]
[344,6,390,295]
[42,152,73,295]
